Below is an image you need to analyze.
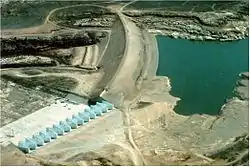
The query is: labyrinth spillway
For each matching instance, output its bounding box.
[0,99,114,153]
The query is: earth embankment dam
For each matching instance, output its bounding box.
[91,12,159,107]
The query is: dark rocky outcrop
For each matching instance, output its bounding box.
[234,72,249,100]
[205,72,249,165]
[1,32,102,57]
[205,134,249,166]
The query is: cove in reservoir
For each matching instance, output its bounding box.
[157,36,249,115]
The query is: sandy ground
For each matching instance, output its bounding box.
[32,109,126,162]
[1,23,59,36]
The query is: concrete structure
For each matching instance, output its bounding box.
[0,100,114,152]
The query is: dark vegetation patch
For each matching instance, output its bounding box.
[34,67,99,74]
[45,55,72,65]
[21,68,43,75]
[206,134,249,165]
[132,101,153,110]
[1,32,100,56]
[1,74,78,91]
[1,60,57,68]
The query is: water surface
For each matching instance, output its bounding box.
[157,36,249,115]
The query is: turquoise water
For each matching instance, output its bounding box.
[157,36,249,115]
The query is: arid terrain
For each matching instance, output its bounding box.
[0,0,249,166]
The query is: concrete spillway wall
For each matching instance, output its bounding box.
[0,99,114,152]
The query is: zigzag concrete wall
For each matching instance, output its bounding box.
[0,99,114,153]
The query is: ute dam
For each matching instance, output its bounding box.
[0,10,159,158]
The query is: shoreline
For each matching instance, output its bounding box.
[155,36,248,116]
[149,29,248,42]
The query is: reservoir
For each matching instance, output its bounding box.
[157,36,249,115]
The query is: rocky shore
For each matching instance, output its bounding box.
[123,0,249,41]
[235,72,249,100]
[127,10,248,41]
[48,8,249,41]
[204,72,249,165]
